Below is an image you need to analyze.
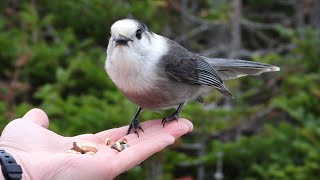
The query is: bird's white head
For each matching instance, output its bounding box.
[111,19,147,44]
[109,19,152,52]
[107,19,167,63]
[106,19,168,93]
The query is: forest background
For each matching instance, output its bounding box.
[0,0,320,179]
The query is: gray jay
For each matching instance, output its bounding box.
[105,19,279,137]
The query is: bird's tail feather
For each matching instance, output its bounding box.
[202,57,280,80]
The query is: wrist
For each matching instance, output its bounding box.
[0,165,5,180]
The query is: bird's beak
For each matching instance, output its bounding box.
[115,35,133,46]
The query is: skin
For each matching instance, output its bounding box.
[0,108,193,180]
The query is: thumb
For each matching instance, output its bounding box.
[23,108,49,129]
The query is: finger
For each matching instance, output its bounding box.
[95,119,191,155]
[94,126,129,143]
[68,120,167,152]
[113,133,175,175]
[112,119,191,174]
[22,108,49,129]
[180,118,193,132]
[124,118,192,144]
[95,119,165,142]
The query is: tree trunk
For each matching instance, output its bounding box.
[229,0,242,58]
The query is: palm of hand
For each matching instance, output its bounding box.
[0,109,192,180]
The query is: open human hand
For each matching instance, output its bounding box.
[0,108,193,180]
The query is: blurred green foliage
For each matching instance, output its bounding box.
[1,0,319,179]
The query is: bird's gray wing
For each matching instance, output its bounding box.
[201,57,280,80]
[164,56,232,97]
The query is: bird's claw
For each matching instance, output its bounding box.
[162,113,179,127]
[127,118,144,137]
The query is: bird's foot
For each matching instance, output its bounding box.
[162,112,179,127]
[127,118,144,137]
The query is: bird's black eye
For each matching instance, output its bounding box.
[136,29,142,39]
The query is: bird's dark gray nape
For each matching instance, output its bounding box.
[136,20,148,32]
[135,20,152,43]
